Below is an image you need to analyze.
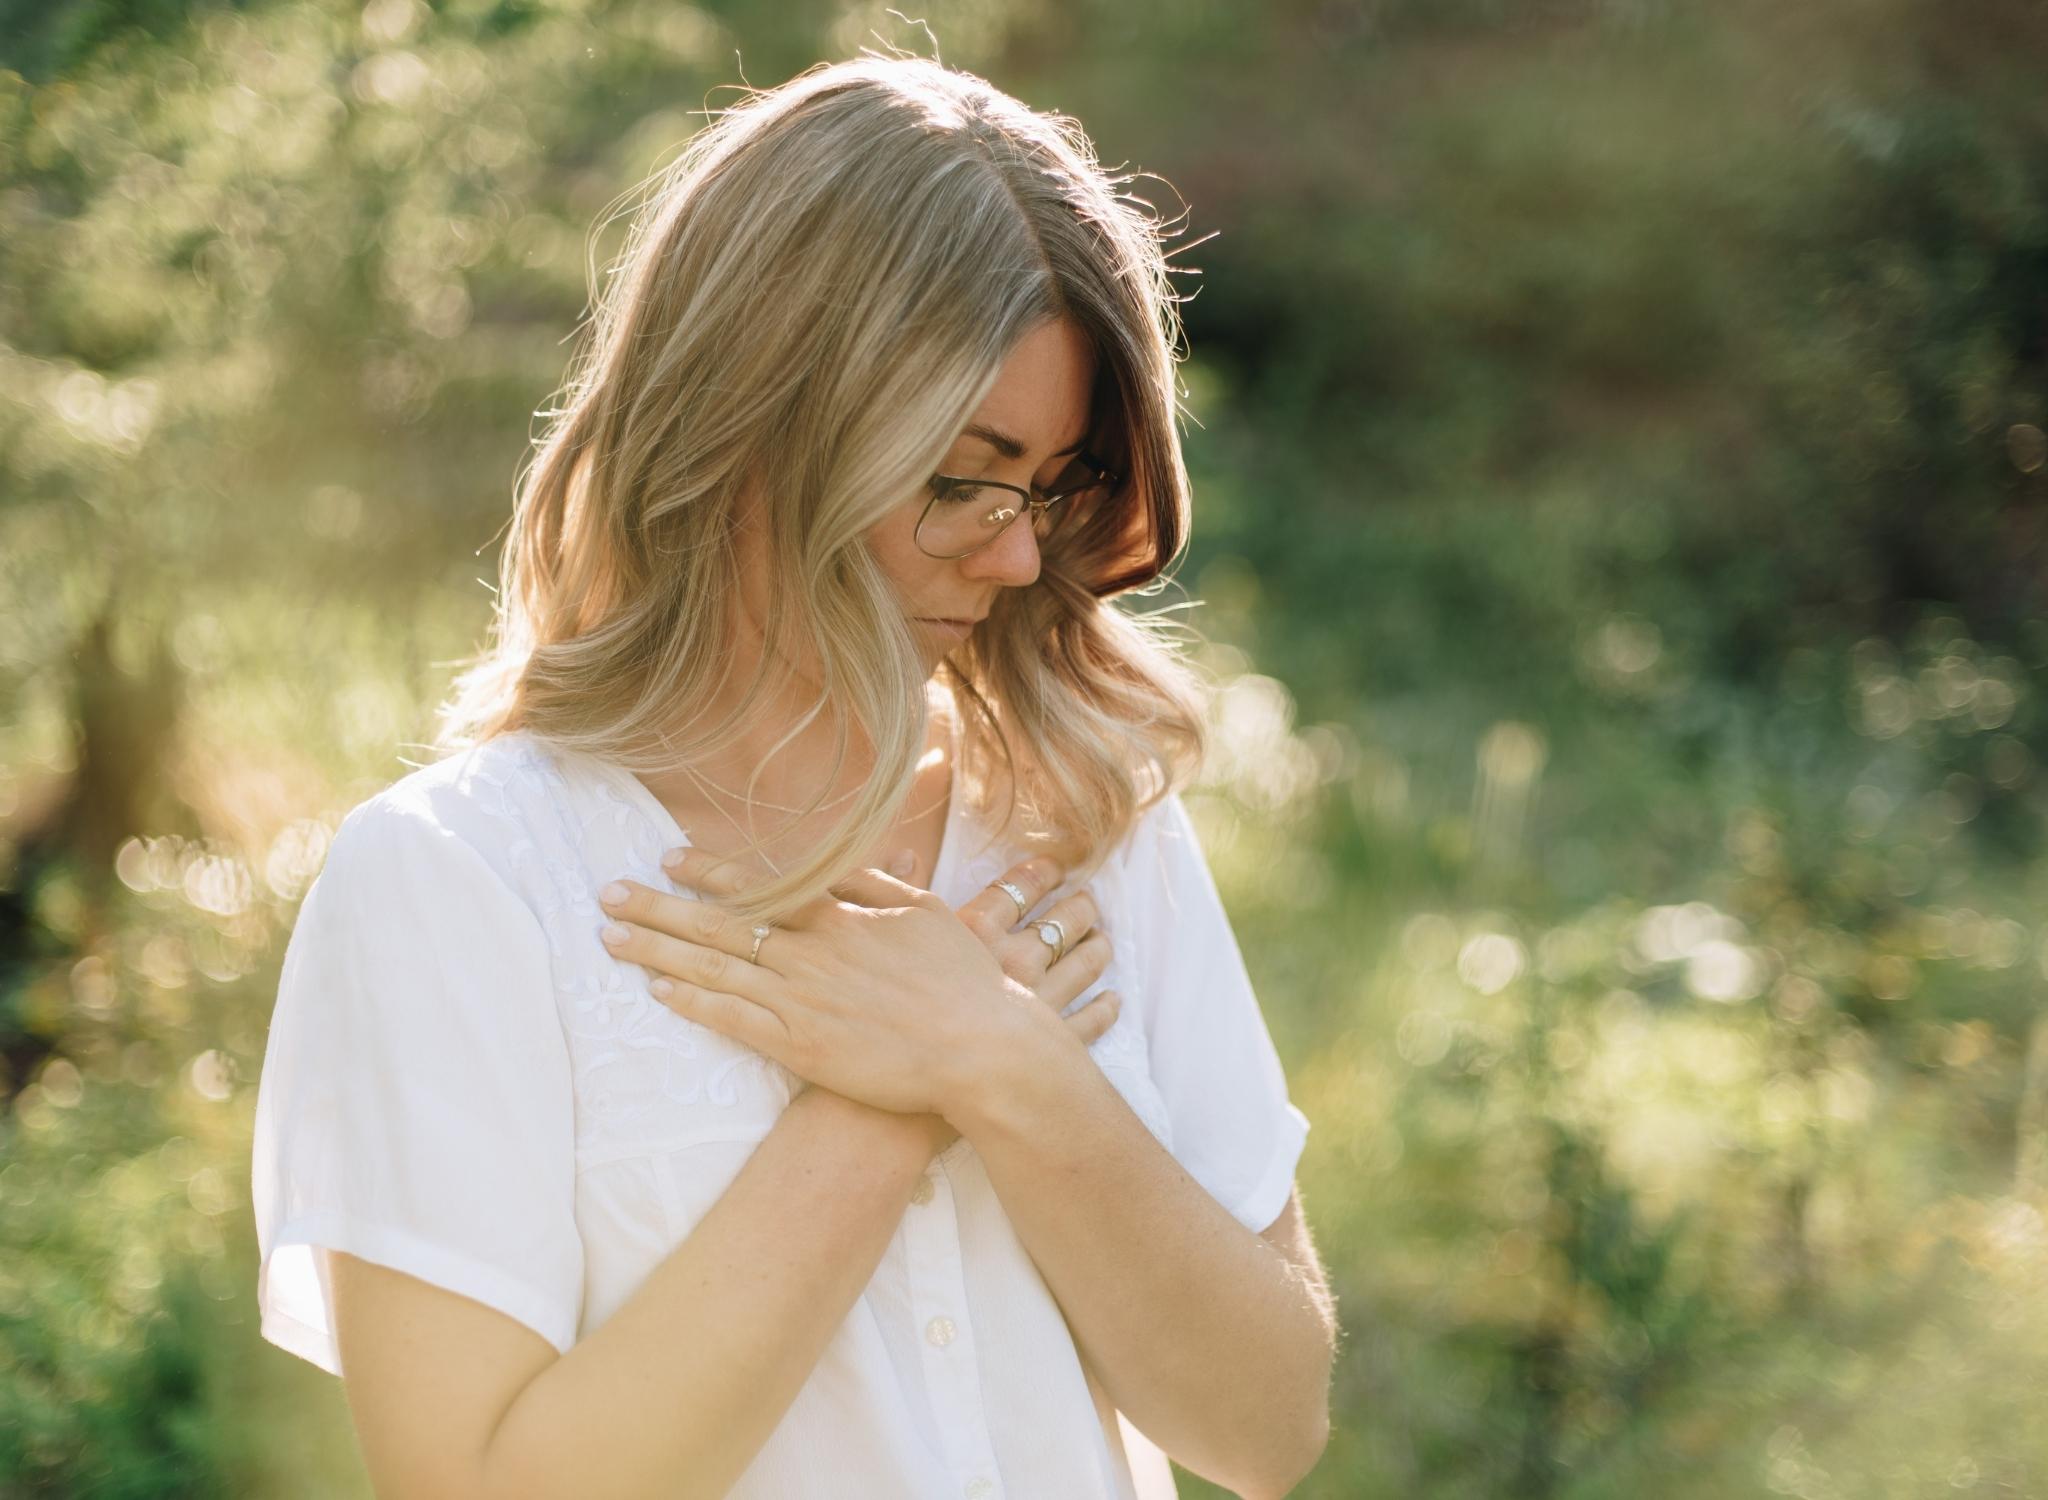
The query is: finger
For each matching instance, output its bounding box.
[659,846,760,900]
[956,855,1067,942]
[601,918,778,1001]
[1004,890,1102,980]
[598,879,752,955]
[829,865,946,912]
[1062,988,1121,1047]
[1031,927,1113,1008]
[648,976,790,1057]
[1030,888,1101,948]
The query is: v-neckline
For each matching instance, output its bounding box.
[589,704,962,898]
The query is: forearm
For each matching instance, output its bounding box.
[480,1087,939,1500]
[949,1028,1332,1499]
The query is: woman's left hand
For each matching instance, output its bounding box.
[595,847,1058,1121]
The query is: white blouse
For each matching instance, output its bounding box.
[250,720,1311,1499]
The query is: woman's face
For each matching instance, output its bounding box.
[866,315,1099,668]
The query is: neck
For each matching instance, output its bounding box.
[650,540,953,820]
[643,655,952,816]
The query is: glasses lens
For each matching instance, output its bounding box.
[1044,454,1108,498]
[920,483,1024,558]
[1035,458,1114,536]
[917,459,1117,558]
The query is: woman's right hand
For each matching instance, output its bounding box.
[911,853,1119,1155]
[956,854,1121,1046]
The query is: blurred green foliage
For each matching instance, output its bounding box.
[3,0,2048,1494]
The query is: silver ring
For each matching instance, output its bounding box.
[748,924,772,965]
[992,879,1030,922]
[1034,918,1067,964]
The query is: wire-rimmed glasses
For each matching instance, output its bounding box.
[913,452,1123,560]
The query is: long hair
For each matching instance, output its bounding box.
[433,54,1211,925]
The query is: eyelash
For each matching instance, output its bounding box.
[928,455,1088,498]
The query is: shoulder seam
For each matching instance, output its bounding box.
[326,789,541,928]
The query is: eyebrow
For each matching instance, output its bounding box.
[959,422,1091,462]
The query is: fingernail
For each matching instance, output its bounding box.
[599,882,629,906]
[890,849,915,876]
[601,922,630,945]
[662,847,686,868]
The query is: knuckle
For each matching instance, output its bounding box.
[996,940,1033,982]
[698,945,734,985]
[1015,857,1059,893]
[1082,933,1113,976]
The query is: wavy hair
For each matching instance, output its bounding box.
[433,53,1212,925]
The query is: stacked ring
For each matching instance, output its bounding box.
[1034,918,1068,964]
[991,878,1030,922]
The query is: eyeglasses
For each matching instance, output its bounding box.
[913,452,1124,560]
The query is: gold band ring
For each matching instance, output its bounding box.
[992,878,1030,922]
[1034,918,1068,964]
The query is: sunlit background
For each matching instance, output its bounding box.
[5,0,2048,1493]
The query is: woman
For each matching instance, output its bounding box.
[251,54,1335,1500]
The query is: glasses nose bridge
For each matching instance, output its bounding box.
[969,483,1054,555]
[979,495,1046,573]
[917,472,1076,561]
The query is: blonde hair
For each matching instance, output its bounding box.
[434,53,1211,925]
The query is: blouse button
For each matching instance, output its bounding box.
[963,1480,995,1499]
[924,1315,957,1348]
[910,1175,936,1206]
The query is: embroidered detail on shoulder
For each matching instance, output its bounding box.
[445,733,800,1161]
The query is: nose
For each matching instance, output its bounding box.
[960,511,1042,587]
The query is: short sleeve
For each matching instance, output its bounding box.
[1119,790,1312,1235]
[249,797,584,1377]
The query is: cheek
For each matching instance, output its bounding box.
[865,509,947,593]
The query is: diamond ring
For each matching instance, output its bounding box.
[1034,918,1067,964]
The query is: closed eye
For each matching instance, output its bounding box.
[928,476,992,504]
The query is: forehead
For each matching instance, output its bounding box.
[958,318,1096,450]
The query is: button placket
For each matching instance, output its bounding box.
[901,1152,1004,1496]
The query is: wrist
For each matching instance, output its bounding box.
[793,1084,943,1166]
[937,998,1089,1144]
